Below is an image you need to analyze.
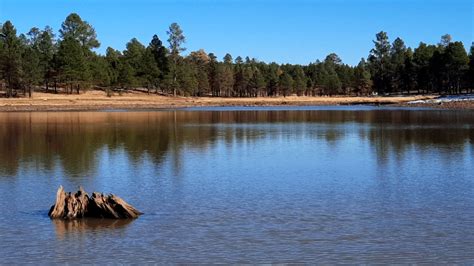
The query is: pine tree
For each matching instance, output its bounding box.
[59,13,99,49]
[223,53,233,64]
[265,63,279,96]
[208,53,219,96]
[354,58,372,95]
[468,43,474,92]
[21,32,41,97]
[430,48,446,93]
[148,34,168,90]
[34,27,55,91]
[57,13,100,93]
[57,36,89,93]
[368,31,392,94]
[248,68,266,97]
[177,62,197,96]
[444,41,469,93]
[324,54,342,95]
[142,48,160,93]
[196,66,210,96]
[167,23,185,96]
[413,42,436,93]
[233,64,252,97]
[292,66,306,96]
[279,72,293,97]
[105,47,120,87]
[401,49,416,94]
[390,37,407,94]
[0,21,23,97]
[123,38,146,87]
[217,64,234,97]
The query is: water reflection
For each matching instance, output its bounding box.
[0,109,472,177]
[0,108,473,263]
[53,218,133,240]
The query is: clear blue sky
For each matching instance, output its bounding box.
[0,0,472,65]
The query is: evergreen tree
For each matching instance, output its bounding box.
[217,63,234,97]
[208,53,219,96]
[390,37,407,94]
[315,63,329,95]
[444,41,469,93]
[468,43,474,92]
[21,32,41,97]
[401,48,416,94]
[148,34,168,89]
[123,38,146,87]
[235,56,243,65]
[196,66,210,96]
[57,13,100,93]
[233,64,252,97]
[34,27,55,91]
[368,31,392,94]
[177,62,197,96]
[57,36,89,93]
[292,66,306,96]
[248,67,266,97]
[413,42,436,93]
[142,48,160,92]
[265,63,279,96]
[430,48,446,93]
[0,21,23,97]
[439,34,452,48]
[325,71,342,96]
[167,23,185,96]
[354,58,372,95]
[88,53,109,86]
[187,49,211,96]
[223,53,233,64]
[325,53,342,65]
[336,65,354,94]
[117,60,134,90]
[323,54,342,95]
[105,47,120,87]
[59,13,99,49]
[279,72,293,97]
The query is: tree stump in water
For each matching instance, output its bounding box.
[48,186,142,219]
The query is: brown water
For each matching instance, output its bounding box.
[0,106,473,263]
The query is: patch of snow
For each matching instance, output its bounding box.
[408,94,474,104]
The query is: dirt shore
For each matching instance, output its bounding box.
[0,90,467,111]
[398,101,474,110]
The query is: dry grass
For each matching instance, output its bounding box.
[0,90,438,111]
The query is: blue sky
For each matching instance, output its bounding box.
[0,0,472,65]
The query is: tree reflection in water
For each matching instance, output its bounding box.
[0,109,472,178]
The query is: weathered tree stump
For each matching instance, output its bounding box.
[48,186,142,219]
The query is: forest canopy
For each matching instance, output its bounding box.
[0,13,472,97]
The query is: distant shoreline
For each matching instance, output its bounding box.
[0,91,472,112]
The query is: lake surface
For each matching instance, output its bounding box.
[0,106,473,263]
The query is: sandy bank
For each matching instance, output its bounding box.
[0,90,452,111]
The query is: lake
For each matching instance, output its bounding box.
[0,106,473,263]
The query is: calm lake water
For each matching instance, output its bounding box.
[0,106,473,263]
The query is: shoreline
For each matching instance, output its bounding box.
[0,91,472,111]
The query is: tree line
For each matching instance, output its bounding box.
[0,13,473,98]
